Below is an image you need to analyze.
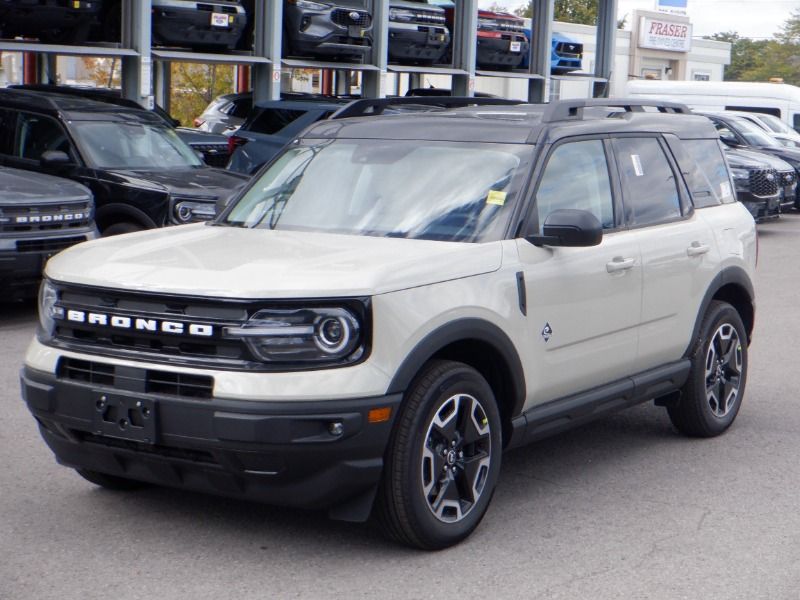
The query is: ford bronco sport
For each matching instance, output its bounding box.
[21,98,757,550]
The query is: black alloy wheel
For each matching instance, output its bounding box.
[376,360,502,550]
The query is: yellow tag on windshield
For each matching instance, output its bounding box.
[487,190,507,206]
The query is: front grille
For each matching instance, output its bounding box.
[197,3,238,14]
[16,235,87,253]
[74,432,218,465]
[0,201,92,233]
[331,8,371,28]
[554,41,582,58]
[58,357,214,399]
[750,169,779,197]
[192,143,231,167]
[406,12,446,25]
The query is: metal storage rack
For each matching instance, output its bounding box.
[4,0,619,106]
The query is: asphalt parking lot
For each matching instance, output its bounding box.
[2,215,800,600]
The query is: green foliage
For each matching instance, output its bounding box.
[169,63,234,127]
[707,10,800,86]
[514,1,626,28]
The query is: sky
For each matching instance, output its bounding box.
[477,0,800,39]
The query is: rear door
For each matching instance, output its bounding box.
[611,135,719,373]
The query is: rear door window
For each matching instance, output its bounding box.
[248,109,308,135]
[613,137,682,226]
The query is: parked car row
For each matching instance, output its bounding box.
[0,1,582,73]
[4,85,800,304]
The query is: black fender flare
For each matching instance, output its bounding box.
[386,318,527,418]
[684,265,755,357]
[96,203,159,232]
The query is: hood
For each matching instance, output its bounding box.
[104,167,249,201]
[746,145,800,167]
[726,148,794,171]
[45,224,502,298]
[0,167,91,206]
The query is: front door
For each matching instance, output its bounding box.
[517,138,643,405]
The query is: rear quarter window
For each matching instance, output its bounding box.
[682,139,736,208]
[247,108,308,135]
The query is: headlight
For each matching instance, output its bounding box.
[389,8,416,22]
[223,307,364,364]
[172,199,217,224]
[730,168,750,181]
[38,279,62,337]
[289,0,330,10]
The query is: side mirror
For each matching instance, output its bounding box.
[40,150,71,169]
[526,209,603,247]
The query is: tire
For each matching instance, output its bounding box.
[667,300,748,437]
[76,469,146,491]
[375,360,502,550]
[102,222,144,237]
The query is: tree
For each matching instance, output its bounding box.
[169,63,234,126]
[706,32,770,82]
[514,0,625,28]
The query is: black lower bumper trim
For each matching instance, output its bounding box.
[21,366,401,520]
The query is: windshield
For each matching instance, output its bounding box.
[71,122,203,169]
[223,139,530,242]
[730,117,782,147]
[757,113,797,135]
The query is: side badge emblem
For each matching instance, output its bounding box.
[541,323,553,342]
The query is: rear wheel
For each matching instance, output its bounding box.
[76,469,146,491]
[667,300,748,437]
[376,360,502,550]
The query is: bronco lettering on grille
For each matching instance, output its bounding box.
[63,309,214,337]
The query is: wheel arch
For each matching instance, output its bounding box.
[686,266,755,357]
[386,318,526,448]
[95,203,158,233]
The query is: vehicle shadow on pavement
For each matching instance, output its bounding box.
[73,402,687,557]
[0,299,37,324]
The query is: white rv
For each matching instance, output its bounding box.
[625,80,800,131]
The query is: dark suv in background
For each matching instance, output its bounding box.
[0,89,248,235]
[10,84,231,167]
[0,167,97,300]
[725,148,795,220]
[0,0,100,44]
[283,0,373,62]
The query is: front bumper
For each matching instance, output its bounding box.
[0,229,96,300]
[152,1,247,49]
[388,22,450,63]
[476,33,529,70]
[21,365,401,520]
[741,196,780,222]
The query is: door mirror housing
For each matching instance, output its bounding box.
[40,150,72,169]
[526,209,603,247]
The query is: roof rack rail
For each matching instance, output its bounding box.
[331,96,524,120]
[541,98,691,123]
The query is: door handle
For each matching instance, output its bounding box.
[687,242,710,257]
[606,257,635,273]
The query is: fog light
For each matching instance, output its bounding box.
[328,422,344,436]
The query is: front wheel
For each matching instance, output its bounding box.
[375,360,502,550]
[668,300,748,437]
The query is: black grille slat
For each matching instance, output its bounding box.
[58,357,214,399]
[75,432,218,465]
[16,236,87,253]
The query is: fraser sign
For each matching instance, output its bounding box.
[639,16,692,52]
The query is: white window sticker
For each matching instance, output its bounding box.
[631,154,644,177]
[720,181,732,200]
